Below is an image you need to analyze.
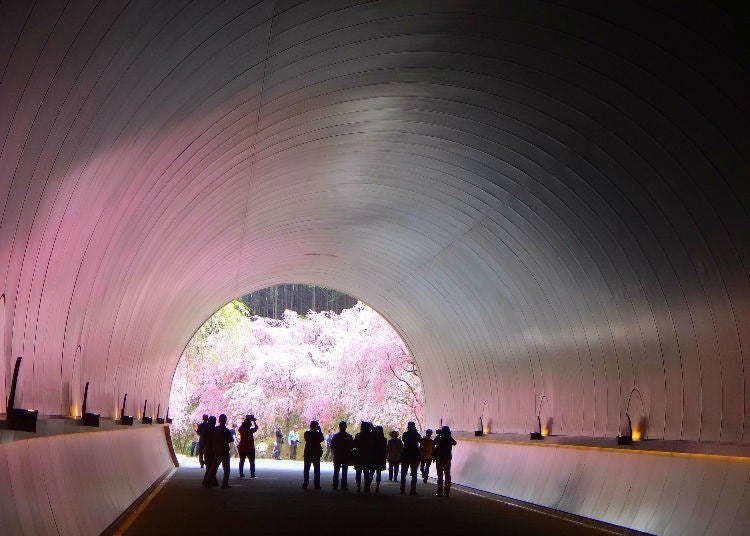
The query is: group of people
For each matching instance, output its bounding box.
[308,420,457,497]
[196,413,259,488]
[195,414,457,497]
[268,423,303,460]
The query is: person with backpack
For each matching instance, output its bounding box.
[433,425,457,497]
[419,428,435,482]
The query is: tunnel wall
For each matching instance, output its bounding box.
[451,438,750,535]
[0,426,174,536]
[0,0,746,446]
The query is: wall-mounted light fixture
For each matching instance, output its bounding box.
[6,356,38,432]
[141,400,152,424]
[119,394,133,426]
[530,415,544,440]
[475,399,488,436]
[617,413,633,445]
[165,406,172,424]
[79,381,100,427]
[156,403,164,424]
[530,395,547,440]
[618,388,646,445]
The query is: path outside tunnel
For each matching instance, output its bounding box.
[122,459,627,536]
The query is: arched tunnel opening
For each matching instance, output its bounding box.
[0,1,748,535]
[168,285,425,461]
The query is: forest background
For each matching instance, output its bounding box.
[169,285,424,455]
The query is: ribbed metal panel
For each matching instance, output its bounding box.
[0,1,747,533]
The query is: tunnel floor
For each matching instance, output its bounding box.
[120,458,624,535]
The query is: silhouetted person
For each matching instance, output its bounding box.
[238,414,259,478]
[400,421,422,495]
[420,429,434,482]
[205,414,234,489]
[275,425,284,458]
[373,425,387,492]
[288,425,300,459]
[354,421,375,492]
[190,421,200,456]
[330,421,354,490]
[387,430,403,481]
[229,423,238,458]
[433,426,457,497]
[196,414,209,468]
[201,416,217,487]
[303,420,325,490]
[324,427,335,461]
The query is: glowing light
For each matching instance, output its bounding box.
[632,429,642,441]
[483,426,490,435]
[542,428,550,437]
[462,436,750,464]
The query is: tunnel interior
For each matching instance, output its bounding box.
[0,1,748,535]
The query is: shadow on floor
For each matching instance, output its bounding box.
[122,458,625,536]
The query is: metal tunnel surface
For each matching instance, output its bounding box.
[0,1,748,535]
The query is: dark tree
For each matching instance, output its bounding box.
[238,285,357,319]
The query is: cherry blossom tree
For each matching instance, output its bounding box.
[169,301,423,453]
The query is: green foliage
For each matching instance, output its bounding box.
[197,300,247,340]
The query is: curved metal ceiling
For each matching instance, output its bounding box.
[0,0,747,443]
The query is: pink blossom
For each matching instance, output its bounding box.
[169,302,423,450]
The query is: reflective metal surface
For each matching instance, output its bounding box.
[0,1,748,533]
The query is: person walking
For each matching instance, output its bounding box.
[400,421,422,495]
[373,425,388,492]
[353,421,375,493]
[204,415,233,488]
[229,423,238,458]
[433,426,458,497]
[302,421,325,490]
[288,425,300,460]
[238,414,259,478]
[201,416,217,486]
[387,430,403,481]
[275,425,284,458]
[196,414,209,468]
[324,427,335,461]
[330,421,354,490]
[420,429,435,482]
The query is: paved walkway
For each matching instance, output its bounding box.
[123,458,621,535]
